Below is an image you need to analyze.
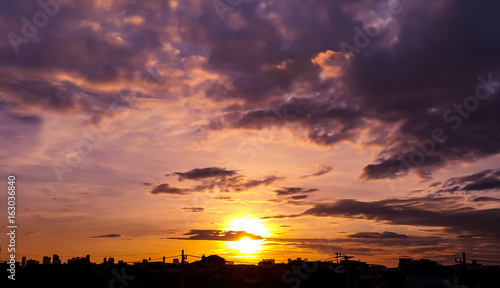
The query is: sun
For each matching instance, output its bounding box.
[227,237,263,254]
[225,217,270,254]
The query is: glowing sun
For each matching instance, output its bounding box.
[225,217,269,254]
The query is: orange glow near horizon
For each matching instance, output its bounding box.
[224,217,270,255]
[226,237,264,254]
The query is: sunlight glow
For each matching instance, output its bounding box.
[227,237,264,254]
[224,217,270,254]
[227,217,270,237]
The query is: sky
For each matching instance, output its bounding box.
[1,0,500,267]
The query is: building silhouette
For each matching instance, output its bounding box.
[53,254,61,264]
[42,256,51,265]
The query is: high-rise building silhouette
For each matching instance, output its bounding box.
[53,254,61,264]
[26,259,39,265]
[43,256,51,265]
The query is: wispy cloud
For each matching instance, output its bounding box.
[90,234,122,238]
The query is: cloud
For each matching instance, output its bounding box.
[300,164,334,179]
[462,178,500,191]
[214,196,232,201]
[348,231,409,239]
[169,167,238,181]
[429,182,442,187]
[456,234,490,239]
[181,207,205,212]
[226,97,366,146]
[241,175,283,189]
[151,183,191,195]
[90,234,122,238]
[166,166,282,193]
[264,196,500,237]
[157,168,283,194]
[275,187,318,196]
[352,0,500,179]
[290,195,309,200]
[193,175,283,193]
[170,229,263,241]
[436,169,500,194]
[470,197,500,203]
[2,0,499,184]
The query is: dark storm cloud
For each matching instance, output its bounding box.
[348,231,408,239]
[0,78,131,121]
[462,178,500,191]
[195,0,500,179]
[300,164,334,179]
[150,183,191,195]
[228,97,366,146]
[90,234,122,238]
[1,0,499,184]
[170,229,263,241]
[176,0,356,104]
[192,0,500,180]
[0,0,170,120]
[0,1,167,74]
[436,169,500,194]
[275,187,318,196]
[181,207,205,212]
[353,1,500,179]
[302,198,500,236]
[264,196,500,237]
[470,197,500,203]
[169,167,238,181]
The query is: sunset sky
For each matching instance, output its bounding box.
[1,0,500,267]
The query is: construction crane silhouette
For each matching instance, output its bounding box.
[334,252,354,263]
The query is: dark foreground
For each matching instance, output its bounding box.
[2,256,500,288]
